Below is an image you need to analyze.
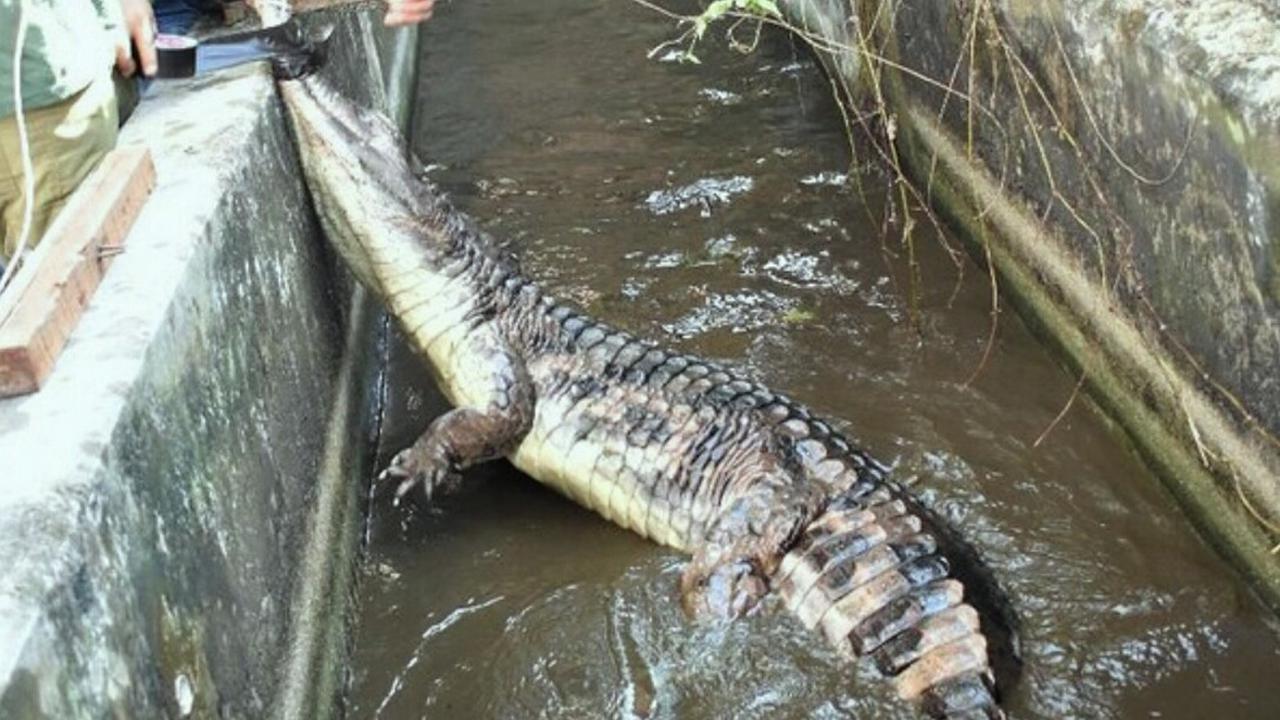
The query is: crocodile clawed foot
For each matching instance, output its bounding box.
[377,443,461,506]
[680,558,770,621]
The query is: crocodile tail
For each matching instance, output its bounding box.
[773,485,1007,719]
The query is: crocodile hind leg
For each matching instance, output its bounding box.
[380,333,534,501]
[679,465,823,620]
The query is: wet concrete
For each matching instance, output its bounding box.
[0,10,416,719]
[347,1,1280,718]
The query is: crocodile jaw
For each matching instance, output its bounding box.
[277,77,445,302]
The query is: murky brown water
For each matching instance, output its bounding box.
[346,1,1280,718]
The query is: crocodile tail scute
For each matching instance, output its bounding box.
[773,486,1005,719]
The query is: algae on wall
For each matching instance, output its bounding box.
[775,0,1280,608]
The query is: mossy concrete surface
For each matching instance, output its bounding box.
[781,0,1280,608]
[0,11,416,719]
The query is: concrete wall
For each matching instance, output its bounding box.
[780,0,1280,608]
[0,11,416,719]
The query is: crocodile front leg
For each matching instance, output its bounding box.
[381,332,535,501]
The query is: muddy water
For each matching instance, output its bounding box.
[346,1,1280,718]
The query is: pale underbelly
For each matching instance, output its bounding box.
[508,394,702,554]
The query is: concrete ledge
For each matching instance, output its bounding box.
[780,0,1280,608]
[0,11,415,718]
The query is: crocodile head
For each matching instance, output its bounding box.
[276,73,452,298]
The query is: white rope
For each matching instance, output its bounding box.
[0,0,36,296]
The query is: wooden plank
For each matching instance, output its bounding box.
[289,0,383,14]
[0,145,156,397]
[0,209,59,329]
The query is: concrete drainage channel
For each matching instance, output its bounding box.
[1,0,1278,717]
[0,11,416,719]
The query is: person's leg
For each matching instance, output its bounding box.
[0,140,18,274]
[0,74,118,265]
[153,0,200,35]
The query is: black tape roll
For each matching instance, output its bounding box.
[155,34,198,79]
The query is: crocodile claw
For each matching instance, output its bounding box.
[378,444,461,506]
[681,558,770,621]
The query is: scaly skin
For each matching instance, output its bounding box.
[278,72,1011,719]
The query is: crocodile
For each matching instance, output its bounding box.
[276,64,1017,719]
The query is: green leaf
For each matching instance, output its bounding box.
[750,0,781,17]
[781,307,816,325]
[705,0,735,18]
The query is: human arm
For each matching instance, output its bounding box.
[383,0,435,27]
[114,0,158,77]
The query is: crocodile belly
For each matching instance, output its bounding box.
[509,376,700,553]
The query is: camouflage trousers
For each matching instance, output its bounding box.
[0,73,118,268]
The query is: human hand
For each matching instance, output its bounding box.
[384,0,435,27]
[115,0,158,77]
